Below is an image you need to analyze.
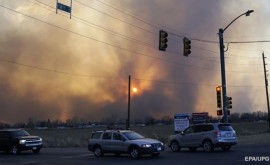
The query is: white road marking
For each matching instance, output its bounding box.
[21,161,39,164]
[61,153,94,159]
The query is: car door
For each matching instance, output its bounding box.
[111,133,126,152]
[178,126,195,147]
[0,132,12,151]
[191,125,204,146]
[101,132,112,151]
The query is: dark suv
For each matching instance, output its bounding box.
[88,130,165,159]
[168,123,237,152]
[0,129,42,154]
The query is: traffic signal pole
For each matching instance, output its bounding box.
[262,53,270,129]
[218,29,228,123]
[218,10,254,124]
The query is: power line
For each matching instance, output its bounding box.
[0,3,264,73]
[132,78,264,88]
[0,3,221,72]
[32,0,265,64]
[0,57,263,88]
[97,0,219,44]
[73,0,157,36]
[30,0,156,48]
[0,57,125,79]
[229,40,270,44]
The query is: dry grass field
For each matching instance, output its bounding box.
[27,122,270,148]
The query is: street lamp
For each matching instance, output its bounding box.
[218,10,254,123]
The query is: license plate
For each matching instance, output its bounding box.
[157,147,162,151]
[226,133,231,137]
[33,147,37,150]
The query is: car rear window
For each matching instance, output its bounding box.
[91,132,102,139]
[218,124,233,131]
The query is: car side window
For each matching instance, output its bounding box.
[102,132,112,140]
[184,126,194,134]
[193,125,202,133]
[91,132,102,139]
[113,133,124,141]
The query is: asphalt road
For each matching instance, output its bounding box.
[0,144,269,165]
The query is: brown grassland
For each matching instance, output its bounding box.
[27,122,270,148]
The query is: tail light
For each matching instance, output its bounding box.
[214,131,220,137]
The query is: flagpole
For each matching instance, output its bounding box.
[56,0,58,14]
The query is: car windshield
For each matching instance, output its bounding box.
[10,130,30,137]
[218,124,233,131]
[122,132,145,140]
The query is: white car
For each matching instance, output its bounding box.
[168,123,237,152]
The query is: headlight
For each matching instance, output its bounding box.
[141,144,152,148]
[40,138,42,141]
[19,139,26,144]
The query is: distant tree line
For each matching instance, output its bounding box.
[0,111,269,129]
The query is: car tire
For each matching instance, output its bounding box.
[130,147,140,159]
[221,145,231,151]
[32,148,40,154]
[94,146,103,157]
[189,147,197,152]
[171,141,180,152]
[10,145,20,155]
[203,140,214,152]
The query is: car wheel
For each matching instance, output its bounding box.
[10,145,20,155]
[151,153,160,157]
[203,140,214,152]
[94,146,103,157]
[171,141,180,152]
[189,147,197,152]
[130,147,140,159]
[32,148,40,154]
[221,145,231,151]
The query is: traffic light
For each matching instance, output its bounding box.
[183,37,191,56]
[228,110,230,115]
[159,30,168,51]
[227,97,232,109]
[217,110,223,116]
[216,86,222,108]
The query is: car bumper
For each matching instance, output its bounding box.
[139,145,165,155]
[216,139,237,146]
[18,143,43,151]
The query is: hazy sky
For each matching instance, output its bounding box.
[0,0,270,123]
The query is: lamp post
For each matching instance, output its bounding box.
[218,10,254,123]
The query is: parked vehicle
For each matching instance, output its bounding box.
[168,123,237,152]
[88,130,165,159]
[0,129,42,154]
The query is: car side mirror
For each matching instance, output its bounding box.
[180,132,185,136]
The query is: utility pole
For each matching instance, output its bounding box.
[126,75,131,130]
[262,52,270,129]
